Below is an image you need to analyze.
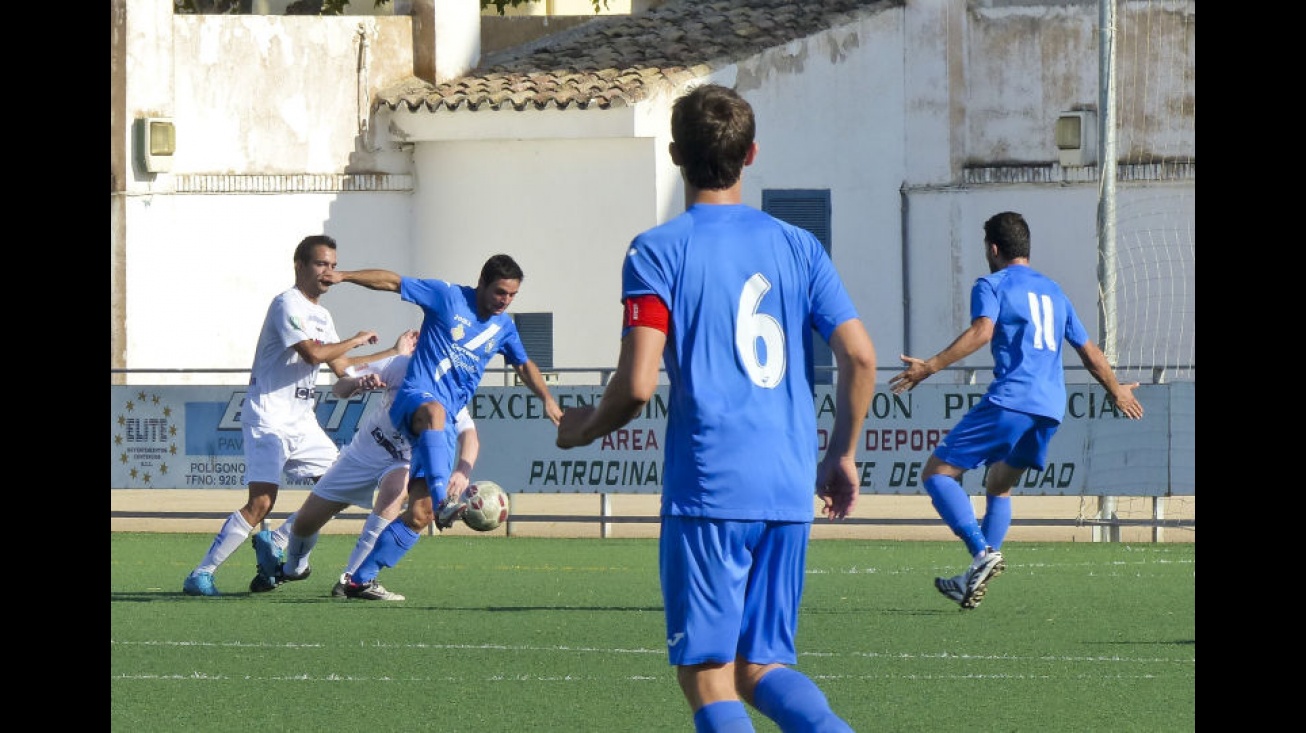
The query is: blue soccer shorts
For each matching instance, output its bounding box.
[659,517,809,667]
[933,399,1059,471]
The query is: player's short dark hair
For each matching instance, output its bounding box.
[480,254,524,286]
[983,212,1031,260]
[670,83,755,191]
[294,234,337,263]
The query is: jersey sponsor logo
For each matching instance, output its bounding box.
[464,323,501,352]
[371,426,406,461]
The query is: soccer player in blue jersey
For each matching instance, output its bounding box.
[556,84,878,733]
[324,254,562,600]
[889,211,1144,610]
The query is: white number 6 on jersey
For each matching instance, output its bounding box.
[736,273,786,388]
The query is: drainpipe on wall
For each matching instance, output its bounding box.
[356,24,370,138]
[899,183,911,357]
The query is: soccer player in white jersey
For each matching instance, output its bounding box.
[889,211,1144,610]
[323,254,563,600]
[182,235,407,597]
[557,84,878,733]
[253,331,481,601]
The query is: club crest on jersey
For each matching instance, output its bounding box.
[483,338,497,354]
[451,324,465,341]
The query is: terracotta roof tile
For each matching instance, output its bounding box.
[376,0,899,113]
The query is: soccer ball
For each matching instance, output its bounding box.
[461,480,510,532]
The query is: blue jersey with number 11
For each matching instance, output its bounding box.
[974,263,1090,422]
[622,203,860,522]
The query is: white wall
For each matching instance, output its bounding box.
[113,0,1195,385]
[734,9,908,358]
[168,15,414,176]
[407,136,658,375]
[120,191,415,382]
[113,3,420,382]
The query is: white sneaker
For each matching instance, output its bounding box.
[961,548,1006,609]
[344,579,406,601]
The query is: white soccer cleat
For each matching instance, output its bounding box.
[961,548,1006,609]
[434,493,468,531]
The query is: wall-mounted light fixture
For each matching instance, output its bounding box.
[1055,110,1096,167]
[136,117,175,173]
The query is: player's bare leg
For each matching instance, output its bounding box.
[399,475,434,531]
[185,480,280,596]
[240,481,279,526]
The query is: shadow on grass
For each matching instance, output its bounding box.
[110,591,661,614]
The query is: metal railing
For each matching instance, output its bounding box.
[110,364,1193,385]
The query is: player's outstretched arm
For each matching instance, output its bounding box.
[324,268,402,292]
[889,317,993,394]
[294,331,380,373]
[332,371,383,399]
[1074,341,1144,419]
[328,328,419,375]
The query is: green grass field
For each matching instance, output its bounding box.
[111,534,1194,732]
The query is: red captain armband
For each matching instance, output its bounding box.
[623,294,669,333]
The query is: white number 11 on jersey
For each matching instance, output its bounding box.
[1027,292,1057,351]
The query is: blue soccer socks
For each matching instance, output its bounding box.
[752,667,852,733]
[350,520,421,584]
[924,475,988,558]
[693,700,754,733]
[981,494,1013,551]
[414,429,452,501]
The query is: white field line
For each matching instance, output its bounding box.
[111,639,1193,683]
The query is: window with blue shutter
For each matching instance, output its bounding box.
[512,312,553,370]
[762,189,834,385]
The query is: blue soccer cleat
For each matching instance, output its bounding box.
[251,530,284,579]
[252,563,312,592]
[183,571,220,596]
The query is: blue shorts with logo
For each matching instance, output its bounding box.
[659,517,809,667]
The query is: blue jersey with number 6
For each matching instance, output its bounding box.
[622,203,859,522]
[972,263,1090,422]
